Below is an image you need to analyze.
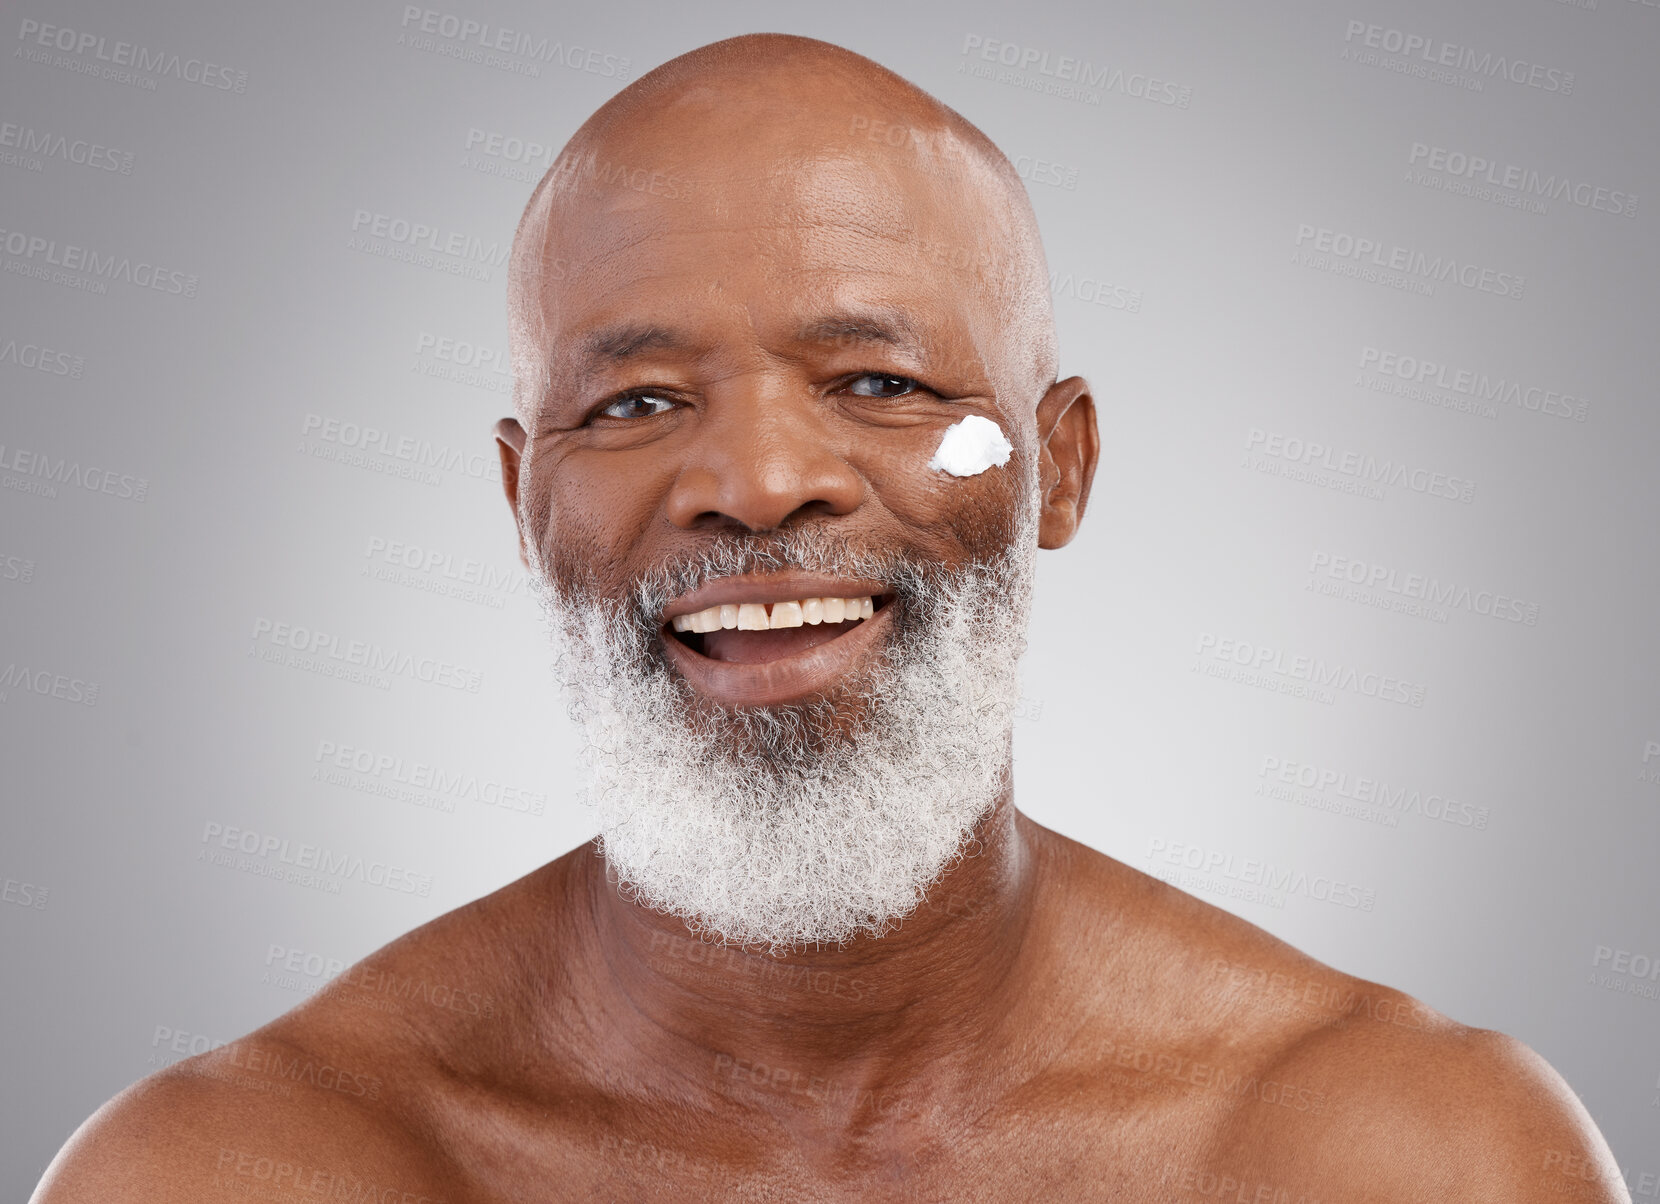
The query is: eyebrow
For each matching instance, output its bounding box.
[795,311,924,352]
[580,323,689,363]
[576,309,930,367]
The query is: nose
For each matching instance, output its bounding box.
[662,375,865,532]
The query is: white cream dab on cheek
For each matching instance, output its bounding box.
[927,414,1012,477]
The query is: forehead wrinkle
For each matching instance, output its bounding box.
[546,142,1010,289]
[561,230,1012,334]
[557,213,942,272]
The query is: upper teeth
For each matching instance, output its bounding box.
[670,596,876,633]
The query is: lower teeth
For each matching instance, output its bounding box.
[673,618,862,654]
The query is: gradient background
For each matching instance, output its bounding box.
[3,0,1657,1191]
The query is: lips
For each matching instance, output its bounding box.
[659,573,895,707]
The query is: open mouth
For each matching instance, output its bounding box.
[665,594,894,664]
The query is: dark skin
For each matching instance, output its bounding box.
[36,34,1629,1204]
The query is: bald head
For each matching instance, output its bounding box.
[506,33,1058,424]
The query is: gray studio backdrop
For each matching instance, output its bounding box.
[3,0,1657,1189]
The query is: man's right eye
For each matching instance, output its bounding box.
[848,373,921,399]
[597,393,675,420]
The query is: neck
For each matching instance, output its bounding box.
[565,780,1042,1124]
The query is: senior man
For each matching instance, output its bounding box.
[36,33,1628,1204]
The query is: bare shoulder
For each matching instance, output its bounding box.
[1243,1013,1632,1202]
[1031,823,1629,1202]
[32,851,592,1203]
[29,1043,461,1204]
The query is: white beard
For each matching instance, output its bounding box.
[530,478,1038,954]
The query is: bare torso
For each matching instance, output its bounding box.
[33,814,1630,1203]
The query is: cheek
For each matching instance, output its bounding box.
[860,427,1029,562]
[531,452,667,582]
[940,465,1029,558]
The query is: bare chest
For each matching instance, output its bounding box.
[438,1092,1301,1204]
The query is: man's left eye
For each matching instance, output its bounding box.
[599,393,675,420]
[848,374,920,398]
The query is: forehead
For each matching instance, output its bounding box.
[527,114,1021,374]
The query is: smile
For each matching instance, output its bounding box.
[659,574,896,707]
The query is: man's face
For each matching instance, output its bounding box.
[515,98,1042,639]
[504,93,1069,950]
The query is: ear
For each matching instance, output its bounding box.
[494,417,530,571]
[1033,376,1098,549]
